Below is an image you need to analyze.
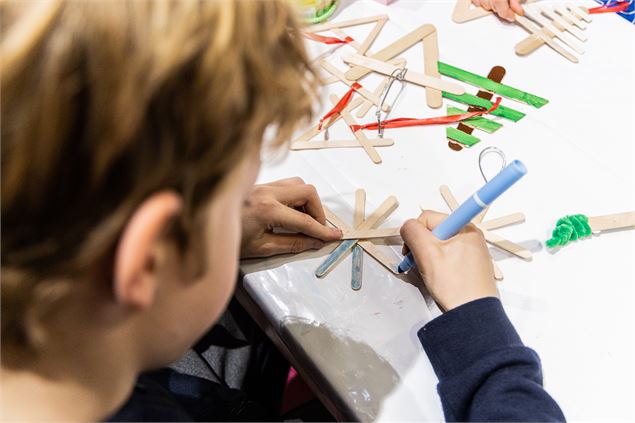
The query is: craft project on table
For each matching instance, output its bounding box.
[315,189,403,291]
[294,16,549,160]
[453,0,630,63]
[429,185,532,280]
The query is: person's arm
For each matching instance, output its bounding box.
[401,211,565,422]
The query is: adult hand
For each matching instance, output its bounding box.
[400,210,497,311]
[241,178,342,258]
[471,0,524,22]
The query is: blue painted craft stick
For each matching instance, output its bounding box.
[351,245,363,290]
[315,239,357,278]
[397,160,527,274]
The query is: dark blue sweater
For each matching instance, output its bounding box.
[418,297,565,422]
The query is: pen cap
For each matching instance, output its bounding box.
[477,160,527,205]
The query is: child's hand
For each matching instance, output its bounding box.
[471,0,524,22]
[400,210,497,311]
[240,178,342,258]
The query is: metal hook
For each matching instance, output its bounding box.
[375,66,407,138]
[478,146,506,183]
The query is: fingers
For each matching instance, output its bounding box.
[251,233,325,257]
[479,0,493,11]
[509,0,524,15]
[400,218,439,259]
[266,177,306,187]
[270,204,342,241]
[492,0,516,21]
[471,0,482,7]
[416,210,449,231]
[271,183,327,225]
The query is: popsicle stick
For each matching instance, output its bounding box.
[356,58,407,118]
[422,29,443,109]
[320,61,387,111]
[568,5,592,23]
[447,107,503,133]
[440,184,459,210]
[443,91,526,121]
[515,15,579,63]
[291,138,394,150]
[345,24,437,81]
[479,212,526,230]
[555,5,587,29]
[324,206,400,274]
[344,54,465,95]
[358,18,387,55]
[341,227,401,240]
[292,96,365,144]
[331,28,364,51]
[540,5,587,41]
[523,5,585,54]
[358,241,400,274]
[437,61,549,108]
[588,212,635,232]
[320,75,339,85]
[351,245,363,290]
[483,230,532,260]
[493,261,504,280]
[307,14,389,33]
[446,127,481,147]
[354,189,366,228]
[330,94,382,164]
[515,24,561,56]
[316,197,398,277]
[452,0,492,22]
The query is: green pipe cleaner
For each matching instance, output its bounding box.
[546,214,592,248]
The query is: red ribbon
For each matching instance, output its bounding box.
[303,32,354,45]
[588,1,630,13]
[349,97,503,132]
[318,82,363,130]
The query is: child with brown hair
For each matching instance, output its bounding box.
[1,0,563,421]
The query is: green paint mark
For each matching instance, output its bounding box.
[447,107,503,133]
[546,214,592,248]
[438,62,549,108]
[442,92,526,122]
[446,127,480,147]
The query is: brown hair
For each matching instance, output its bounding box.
[1,0,317,355]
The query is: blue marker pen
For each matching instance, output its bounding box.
[398,160,527,274]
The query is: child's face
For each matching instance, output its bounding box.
[139,150,261,368]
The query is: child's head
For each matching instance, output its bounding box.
[1,0,316,371]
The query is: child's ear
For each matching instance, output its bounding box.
[113,191,183,309]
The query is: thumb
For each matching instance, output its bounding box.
[400,218,440,260]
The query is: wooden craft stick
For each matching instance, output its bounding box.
[354,189,366,228]
[442,91,526,121]
[452,0,492,23]
[446,127,480,147]
[515,15,579,63]
[588,212,635,232]
[320,61,387,111]
[568,5,592,22]
[307,14,389,33]
[290,139,394,150]
[345,24,436,81]
[331,27,363,51]
[437,61,549,108]
[422,29,443,109]
[483,230,532,260]
[316,196,398,277]
[523,5,585,54]
[440,184,459,210]
[515,24,562,57]
[320,75,340,85]
[292,95,365,144]
[493,262,504,281]
[358,241,400,274]
[447,107,503,133]
[330,94,382,164]
[356,58,407,118]
[344,53,465,95]
[479,212,526,230]
[324,206,399,274]
[358,18,387,55]
[555,5,587,29]
[341,227,401,240]
[539,5,587,41]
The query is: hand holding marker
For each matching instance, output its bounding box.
[398,160,528,274]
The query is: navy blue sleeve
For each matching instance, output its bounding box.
[418,297,565,422]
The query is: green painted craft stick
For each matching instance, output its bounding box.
[438,62,549,108]
[442,92,526,122]
[446,127,480,147]
[447,107,503,133]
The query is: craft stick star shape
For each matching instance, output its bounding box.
[430,185,532,281]
[316,190,402,290]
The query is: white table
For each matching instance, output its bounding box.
[241,1,635,421]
